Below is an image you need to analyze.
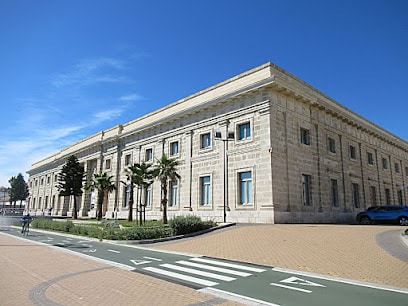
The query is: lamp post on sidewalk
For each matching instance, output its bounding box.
[215,119,235,223]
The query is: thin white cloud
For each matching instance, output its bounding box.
[119,93,143,102]
[93,108,124,123]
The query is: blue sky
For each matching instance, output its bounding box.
[0,0,407,187]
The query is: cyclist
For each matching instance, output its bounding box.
[21,213,33,234]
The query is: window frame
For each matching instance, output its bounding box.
[237,121,251,141]
[300,128,311,146]
[238,171,253,205]
[302,174,312,206]
[328,137,336,154]
[170,141,179,156]
[200,132,212,149]
[145,148,153,162]
[199,175,212,206]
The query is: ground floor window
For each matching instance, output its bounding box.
[239,171,253,205]
[200,176,211,206]
[370,186,377,206]
[170,180,179,207]
[385,188,391,204]
[330,179,339,207]
[352,183,360,208]
[145,184,152,207]
[123,185,131,208]
[302,174,312,206]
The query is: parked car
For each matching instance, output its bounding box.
[356,205,408,225]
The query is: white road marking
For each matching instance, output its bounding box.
[270,283,312,293]
[143,256,162,261]
[176,260,252,277]
[161,263,236,282]
[108,249,120,253]
[143,266,219,287]
[191,257,266,273]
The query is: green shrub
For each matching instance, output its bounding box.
[101,220,120,228]
[169,215,216,235]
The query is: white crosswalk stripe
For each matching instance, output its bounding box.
[176,260,252,277]
[142,257,266,287]
[190,257,266,273]
[143,266,219,287]
[161,263,236,281]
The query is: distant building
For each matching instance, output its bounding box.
[26,63,408,223]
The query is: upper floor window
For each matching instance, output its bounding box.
[382,158,388,170]
[145,148,153,161]
[47,176,51,184]
[300,128,310,145]
[105,159,111,170]
[405,167,408,177]
[328,138,336,153]
[125,154,131,166]
[238,122,251,140]
[170,141,179,156]
[200,133,211,149]
[352,183,360,208]
[349,145,356,160]
[395,163,400,173]
[367,152,374,165]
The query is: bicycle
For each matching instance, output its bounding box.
[21,221,30,236]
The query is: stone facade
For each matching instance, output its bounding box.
[26,63,408,223]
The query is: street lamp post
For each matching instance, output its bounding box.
[215,120,234,223]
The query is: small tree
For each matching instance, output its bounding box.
[57,155,85,219]
[8,173,29,208]
[154,154,180,224]
[124,162,155,222]
[86,171,116,220]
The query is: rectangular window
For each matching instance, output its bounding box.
[170,141,179,156]
[170,180,179,207]
[328,138,336,153]
[367,152,374,165]
[330,179,339,207]
[145,148,153,161]
[123,185,130,208]
[47,176,50,184]
[385,188,391,204]
[105,159,111,170]
[200,133,211,149]
[302,174,312,206]
[239,172,253,205]
[200,176,211,206]
[145,184,152,207]
[352,183,360,208]
[238,122,251,140]
[406,167,408,177]
[300,128,310,145]
[125,154,131,166]
[370,186,377,206]
[349,145,356,160]
[395,163,400,173]
[382,158,388,170]
[398,189,403,205]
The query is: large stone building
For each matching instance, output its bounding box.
[26,63,408,223]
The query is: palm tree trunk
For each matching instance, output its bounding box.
[128,185,134,222]
[97,190,104,220]
[162,178,168,224]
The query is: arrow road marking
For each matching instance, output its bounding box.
[281,276,325,287]
[270,283,312,293]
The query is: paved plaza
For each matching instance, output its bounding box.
[0,224,407,305]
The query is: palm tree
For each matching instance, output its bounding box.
[124,162,155,222]
[154,154,180,224]
[86,172,116,221]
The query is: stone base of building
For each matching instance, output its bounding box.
[274,211,356,224]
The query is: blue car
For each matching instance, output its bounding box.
[356,205,408,225]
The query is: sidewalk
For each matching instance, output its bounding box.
[0,224,407,305]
